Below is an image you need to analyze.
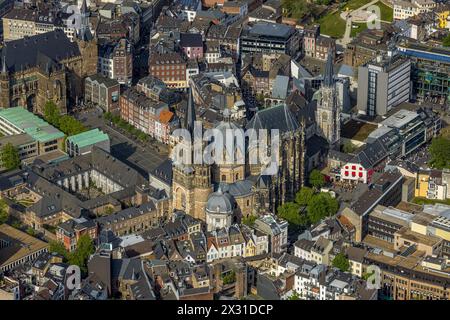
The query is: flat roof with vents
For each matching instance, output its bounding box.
[0,107,64,143]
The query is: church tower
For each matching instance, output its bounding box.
[315,51,340,150]
[172,89,212,221]
[75,0,98,79]
[0,53,10,109]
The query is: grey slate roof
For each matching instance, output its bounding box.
[180,32,203,48]
[350,139,388,169]
[96,202,156,228]
[246,104,299,134]
[150,159,173,185]
[1,30,81,73]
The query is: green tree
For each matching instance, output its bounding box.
[444,34,450,47]
[68,234,94,273]
[429,137,450,169]
[307,193,339,224]
[277,202,308,226]
[289,290,301,300]
[104,206,115,215]
[1,143,20,171]
[49,240,70,260]
[332,253,350,272]
[295,187,314,206]
[242,215,257,227]
[59,115,86,136]
[309,169,325,189]
[11,220,21,229]
[43,101,61,126]
[342,141,357,154]
[0,198,8,224]
[222,271,236,285]
[26,227,36,236]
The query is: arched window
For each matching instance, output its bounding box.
[222,175,226,182]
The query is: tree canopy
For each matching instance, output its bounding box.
[277,202,308,226]
[289,290,301,300]
[342,141,357,154]
[44,101,61,127]
[277,187,338,227]
[429,137,450,169]
[222,271,236,285]
[0,199,8,224]
[68,234,95,273]
[242,215,257,227]
[295,187,314,206]
[1,143,20,171]
[307,193,339,224]
[44,100,86,136]
[49,240,70,260]
[444,34,450,47]
[332,253,350,272]
[49,234,94,273]
[282,0,322,19]
[309,169,326,189]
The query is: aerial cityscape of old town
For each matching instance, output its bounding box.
[0,0,449,303]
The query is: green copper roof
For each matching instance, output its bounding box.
[0,107,64,143]
[66,128,109,148]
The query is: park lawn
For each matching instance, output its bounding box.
[350,22,368,37]
[343,0,373,11]
[412,197,450,206]
[374,1,393,22]
[317,11,346,38]
[440,127,450,139]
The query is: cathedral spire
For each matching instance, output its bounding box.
[323,50,334,87]
[184,88,196,135]
[80,0,88,14]
[77,0,92,41]
[1,51,6,74]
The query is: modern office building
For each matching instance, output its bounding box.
[397,40,450,104]
[380,109,427,156]
[0,133,38,170]
[357,54,411,116]
[240,22,300,56]
[0,107,64,155]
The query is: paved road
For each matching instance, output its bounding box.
[78,110,168,177]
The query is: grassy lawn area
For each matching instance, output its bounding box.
[343,0,372,11]
[374,1,393,22]
[317,0,374,38]
[341,120,378,141]
[440,126,450,139]
[412,197,450,206]
[350,22,368,37]
[317,11,347,38]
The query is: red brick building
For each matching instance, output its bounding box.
[120,87,175,143]
[56,219,98,252]
[149,52,187,88]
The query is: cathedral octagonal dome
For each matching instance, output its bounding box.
[206,187,234,215]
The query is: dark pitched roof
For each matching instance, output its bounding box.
[150,159,173,185]
[184,88,196,135]
[96,202,156,228]
[350,139,388,169]
[246,104,299,133]
[2,30,80,73]
[180,32,203,48]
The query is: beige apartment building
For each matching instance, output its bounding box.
[3,8,76,41]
